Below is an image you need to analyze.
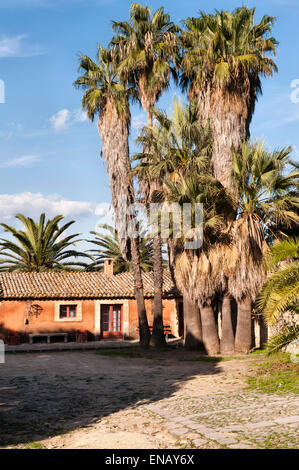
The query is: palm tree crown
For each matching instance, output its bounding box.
[181,7,278,99]
[0,214,89,272]
[74,45,134,122]
[86,224,155,273]
[111,3,179,121]
[134,99,212,183]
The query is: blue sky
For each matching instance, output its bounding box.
[0,0,298,245]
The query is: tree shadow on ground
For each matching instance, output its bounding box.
[0,345,222,446]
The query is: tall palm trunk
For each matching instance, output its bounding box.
[149,191,165,348]
[131,236,151,348]
[183,296,203,350]
[200,304,220,355]
[150,236,166,347]
[195,82,253,192]
[220,293,235,354]
[167,238,180,286]
[139,91,165,348]
[98,100,150,347]
[235,297,252,353]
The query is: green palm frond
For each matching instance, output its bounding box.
[257,238,299,325]
[181,7,278,90]
[265,325,299,355]
[0,213,91,272]
[111,3,179,113]
[86,223,157,273]
[74,45,132,122]
[133,98,213,184]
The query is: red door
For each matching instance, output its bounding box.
[101,304,123,338]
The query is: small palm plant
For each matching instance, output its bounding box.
[0,213,90,272]
[259,238,299,355]
[258,238,299,326]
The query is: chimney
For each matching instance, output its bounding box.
[104,258,114,275]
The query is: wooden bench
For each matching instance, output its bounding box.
[136,324,171,339]
[29,333,68,344]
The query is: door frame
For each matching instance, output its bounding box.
[94,299,130,339]
[100,303,123,338]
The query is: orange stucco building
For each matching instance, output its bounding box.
[0,262,183,344]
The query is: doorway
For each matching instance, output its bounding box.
[101,304,123,338]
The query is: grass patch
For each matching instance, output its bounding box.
[178,356,223,363]
[178,354,249,362]
[22,442,44,449]
[247,352,299,394]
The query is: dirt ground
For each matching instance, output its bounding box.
[0,349,298,449]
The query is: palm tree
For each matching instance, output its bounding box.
[111,4,179,347]
[207,242,238,355]
[86,224,154,273]
[229,142,299,353]
[111,3,178,127]
[258,237,299,326]
[181,7,278,192]
[0,213,89,272]
[134,99,212,183]
[74,45,150,347]
[167,174,232,353]
[134,100,212,349]
[167,141,298,355]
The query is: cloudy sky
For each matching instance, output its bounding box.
[0,0,298,246]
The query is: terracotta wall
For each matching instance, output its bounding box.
[128,298,178,338]
[0,300,95,341]
[0,297,180,342]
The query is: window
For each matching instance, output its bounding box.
[55,301,82,322]
[59,304,77,319]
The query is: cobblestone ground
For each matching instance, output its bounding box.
[0,350,298,449]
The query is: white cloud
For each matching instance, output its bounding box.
[0,155,39,168]
[0,192,96,221]
[73,109,88,123]
[48,108,89,132]
[49,109,71,131]
[131,112,147,131]
[93,203,115,230]
[0,193,116,226]
[0,34,43,58]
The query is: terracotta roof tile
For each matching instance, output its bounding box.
[0,271,179,300]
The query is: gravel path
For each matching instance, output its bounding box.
[0,350,298,449]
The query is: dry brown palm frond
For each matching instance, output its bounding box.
[228,216,266,301]
[174,251,199,301]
